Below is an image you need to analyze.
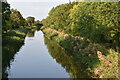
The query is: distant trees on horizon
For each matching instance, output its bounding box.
[1,1,39,32]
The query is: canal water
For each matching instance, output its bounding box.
[7,30,90,78]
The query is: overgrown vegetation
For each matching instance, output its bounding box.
[42,2,119,78]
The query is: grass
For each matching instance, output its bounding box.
[2,26,39,78]
[2,27,29,78]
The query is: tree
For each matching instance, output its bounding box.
[10,9,25,28]
[2,1,11,31]
[26,16,35,26]
[42,2,119,51]
[34,20,43,27]
[42,3,74,32]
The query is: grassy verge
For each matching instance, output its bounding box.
[2,27,30,78]
[2,26,39,78]
[41,26,119,78]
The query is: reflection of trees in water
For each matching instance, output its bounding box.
[2,31,27,78]
[27,30,35,37]
[2,45,22,78]
[44,36,92,78]
[0,44,2,79]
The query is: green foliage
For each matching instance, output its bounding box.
[26,16,35,26]
[2,2,28,32]
[34,20,43,29]
[42,3,76,33]
[42,2,119,77]
[2,2,11,31]
[2,1,37,78]
[10,9,25,28]
[27,30,35,37]
[2,27,28,78]
[43,27,119,78]
[70,2,119,43]
[42,2,119,51]
[44,36,91,78]
[59,39,73,53]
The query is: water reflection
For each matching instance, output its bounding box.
[2,30,36,78]
[44,36,91,78]
[3,30,92,78]
[6,30,69,78]
[27,30,35,37]
[2,36,25,78]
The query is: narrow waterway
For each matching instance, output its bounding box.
[7,30,90,78]
[7,30,69,78]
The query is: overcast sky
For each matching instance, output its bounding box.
[7,0,68,21]
[7,0,68,3]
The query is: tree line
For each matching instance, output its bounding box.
[2,1,42,33]
[42,2,119,52]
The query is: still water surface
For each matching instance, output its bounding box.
[7,30,90,78]
[7,31,69,78]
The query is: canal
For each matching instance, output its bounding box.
[7,30,90,78]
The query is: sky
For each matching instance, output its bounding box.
[7,0,68,21]
[7,0,119,2]
[7,0,68,2]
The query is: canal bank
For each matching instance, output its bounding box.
[41,26,119,78]
[2,26,119,78]
[2,26,38,78]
